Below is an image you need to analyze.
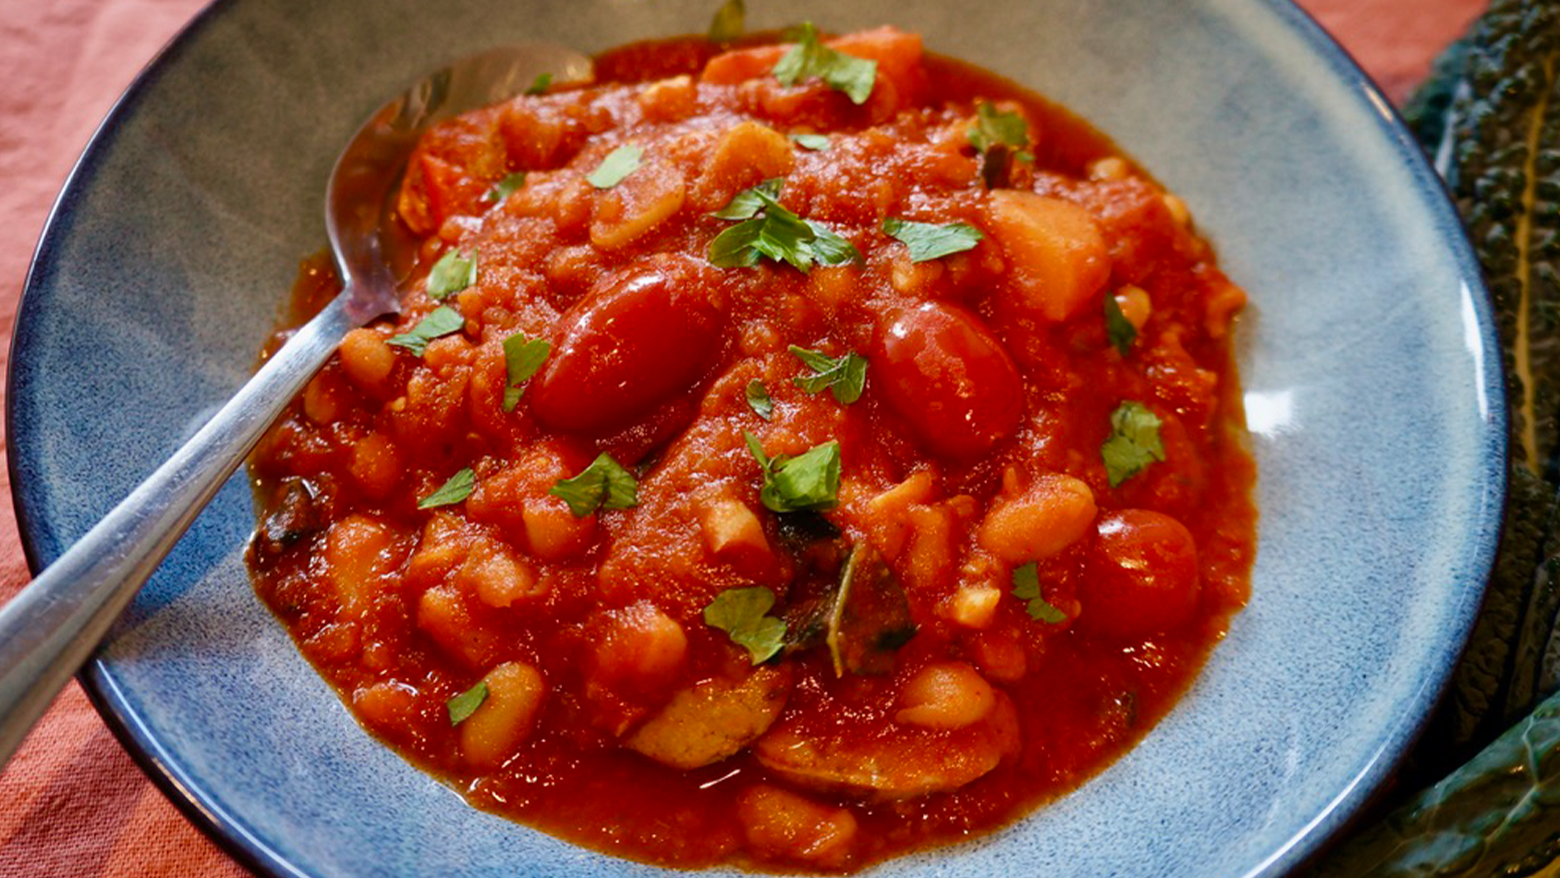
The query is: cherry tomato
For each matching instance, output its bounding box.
[1081,509,1200,640]
[874,301,1024,460]
[530,257,724,434]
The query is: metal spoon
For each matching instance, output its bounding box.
[0,42,592,765]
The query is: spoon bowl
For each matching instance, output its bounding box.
[0,41,592,767]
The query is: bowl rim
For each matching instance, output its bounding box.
[6,0,1505,876]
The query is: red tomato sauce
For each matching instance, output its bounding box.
[248,26,1255,873]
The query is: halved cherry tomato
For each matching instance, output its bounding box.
[530,257,724,434]
[874,301,1023,460]
[1081,509,1200,640]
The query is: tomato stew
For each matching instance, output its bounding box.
[248,26,1255,873]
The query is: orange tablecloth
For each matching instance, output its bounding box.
[0,0,1488,874]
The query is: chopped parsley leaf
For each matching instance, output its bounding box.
[426,249,478,300]
[745,431,841,513]
[587,144,643,189]
[704,586,787,664]
[708,0,745,43]
[501,333,551,412]
[882,217,984,262]
[790,132,831,151]
[419,468,476,509]
[1101,401,1165,487]
[1012,562,1067,623]
[447,681,488,725]
[772,22,877,105]
[386,305,464,356]
[484,172,526,205]
[1104,294,1138,356]
[525,73,552,96]
[745,379,774,420]
[550,453,639,517]
[789,345,866,404]
[708,179,861,271]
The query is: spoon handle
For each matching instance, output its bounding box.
[0,291,355,765]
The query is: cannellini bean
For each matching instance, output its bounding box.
[346,432,401,499]
[1114,285,1152,330]
[460,661,547,769]
[737,785,858,868]
[976,472,1097,564]
[323,514,403,616]
[455,539,543,608]
[339,327,395,393]
[895,662,997,729]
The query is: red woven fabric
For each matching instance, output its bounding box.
[0,0,1488,873]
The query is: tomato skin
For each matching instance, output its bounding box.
[874,301,1024,460]
[530,258,724,434]
[1081,509,1200,640]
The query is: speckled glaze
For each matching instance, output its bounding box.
[7,0,1502,876]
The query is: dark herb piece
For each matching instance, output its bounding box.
[387,306,465,356]
[772,21,877,105]
[447,682,488,725]
[826,544,917,675]
[705,586,787,664]
[882,217,984,262]
[419,468,476,510]
[789,345,867,404]
[967,102,1033,189]
[501,333,551,412]
[550,453,639,517]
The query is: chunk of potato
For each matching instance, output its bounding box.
[755,692,1019,798]
[988,190,1109,322]
[625,665,792,770]
[459,661,547,769]
[592,601,688,694]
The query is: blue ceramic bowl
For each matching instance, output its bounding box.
[9,0,1503,876]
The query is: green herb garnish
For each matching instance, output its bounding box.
[525,73,552,96]
[704,586,788,664]
[745,431,841,513]
[1104,294,1137,356]
[772,22,877,105]
[746,379,774,420]
[386,306,465,356]
[426,249,478,300]
[789,346,866,404]
[789,132,831,151]
[708,179,861,271]
[447,681,488,725]
[1101,400,1165,488]
[484,172,526,205]
[967,102,1034,189]
[419,468,476,509]
[550,452,639,517]
[882,217,984,262]
[1012,562,1067,623]
[587,144,643,189]
[708,0,744,43]
[501,333,551,412]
